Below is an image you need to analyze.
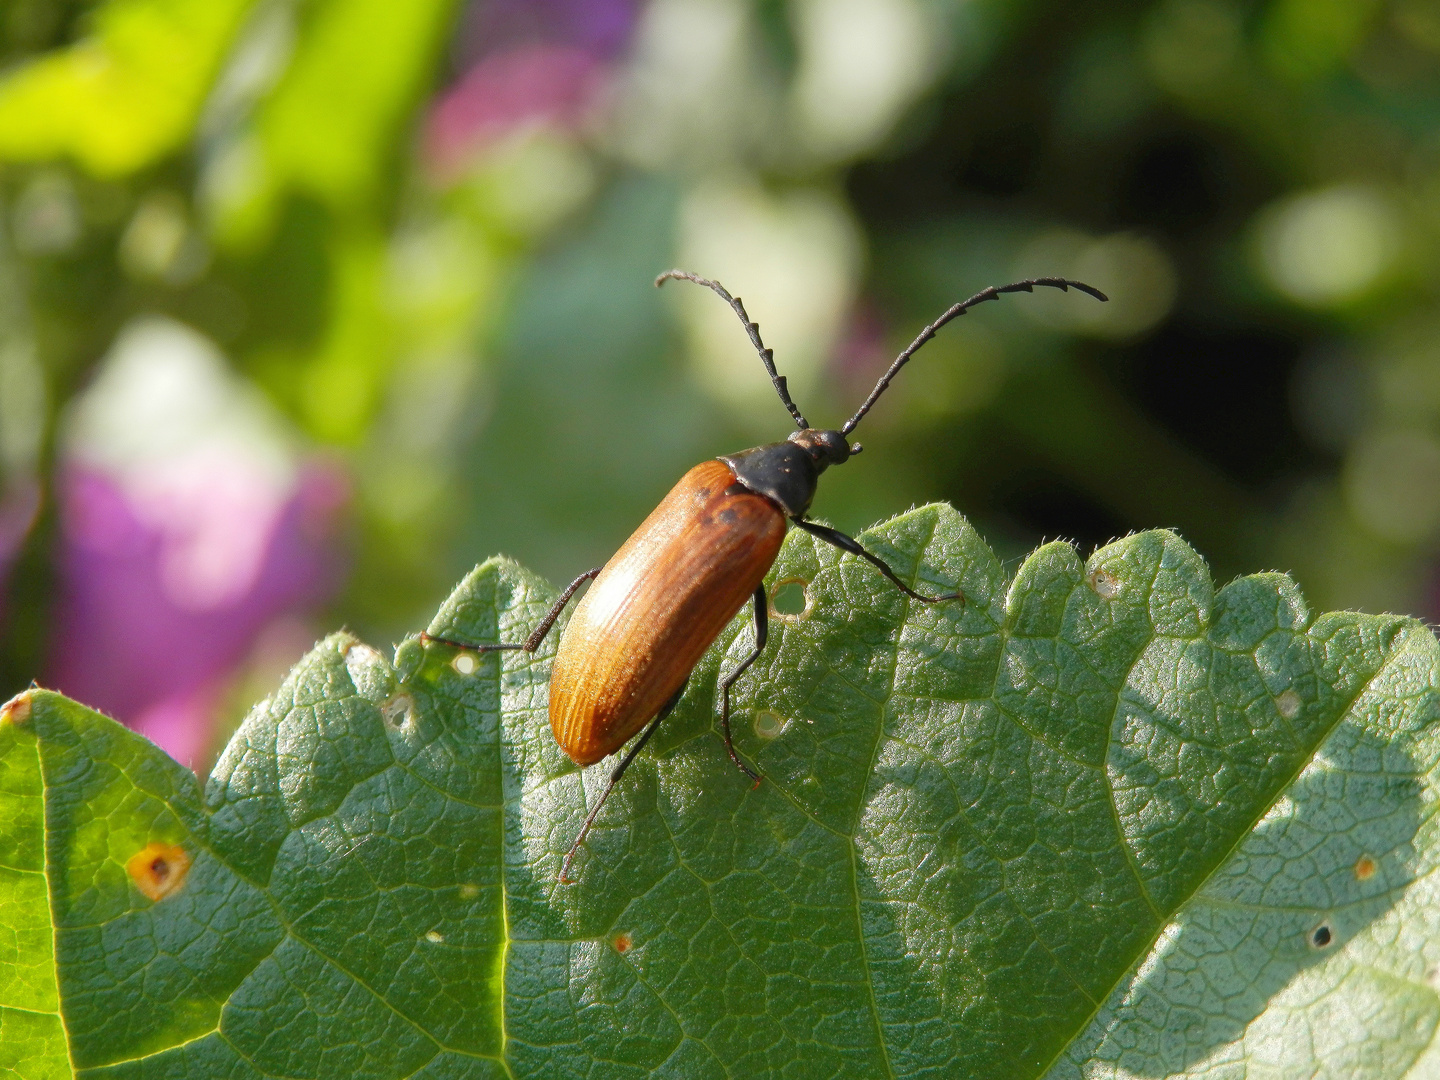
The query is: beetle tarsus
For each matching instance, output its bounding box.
[559,679,688,883]
[791,518,966,606]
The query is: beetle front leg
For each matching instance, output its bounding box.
[421,566,602,653]
[560,677,689,883]
[791,518,964,604]
[716,585,768,785]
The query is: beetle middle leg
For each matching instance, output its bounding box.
[716,585,767,784]
[560,677,689,883]
[421,567,601,653]
[791,519,964,604]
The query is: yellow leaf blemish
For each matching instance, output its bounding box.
[127,843,191,901]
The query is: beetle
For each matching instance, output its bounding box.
[423,269,1106,880]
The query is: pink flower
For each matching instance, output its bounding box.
[426,44,609,174]
[426,0,640,173]
[47,318,349,770]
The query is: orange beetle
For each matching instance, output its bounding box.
[425,270,1106,880]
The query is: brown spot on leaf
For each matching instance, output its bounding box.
[614,933,633,954]
[1354,854,1377,880]
[127,843,191,901]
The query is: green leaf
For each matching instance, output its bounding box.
[0,0,254,175]
[4,506,1438,1077]
[209,0,462,250]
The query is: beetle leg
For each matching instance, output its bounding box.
[791,519,964,605]
[421,567,602,653]
[560,678,689,883]
[716,586,767,785]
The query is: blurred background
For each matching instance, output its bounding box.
[0,0,1435,773]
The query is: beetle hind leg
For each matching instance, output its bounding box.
[716,585,768,785]
[560,678,689,883]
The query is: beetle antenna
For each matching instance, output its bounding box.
[840,277,1108,436]
[656,269,810,430]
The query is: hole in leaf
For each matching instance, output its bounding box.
[452,653,478,676]
[0,691,31,725]
[344,642,383,678]
[1275,689,1301,719]
[1310,922,1334,949]
[1088,568,1120,599]
[754,710,787,740]
[127,842,191,902]
[1354,854,1377,880]
[381,693,415,731]
[769,578,813,621]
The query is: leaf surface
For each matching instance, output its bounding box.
[3,506,1437,1078]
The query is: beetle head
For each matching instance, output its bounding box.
[788,428,861,472]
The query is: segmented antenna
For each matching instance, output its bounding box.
[656,270,809,430]
[841,278,1107,435]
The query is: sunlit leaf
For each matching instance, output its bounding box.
[211,0,461,248]
[0,0,253,175]
[4,507,1437,1077]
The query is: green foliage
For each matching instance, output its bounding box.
[0,0,253,174]
[4,507,1438,1077]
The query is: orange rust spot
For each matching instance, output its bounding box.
[1,691,32,725]
[127,843,191,901]
[1355,854,1377,881]
[613,933,632,954]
